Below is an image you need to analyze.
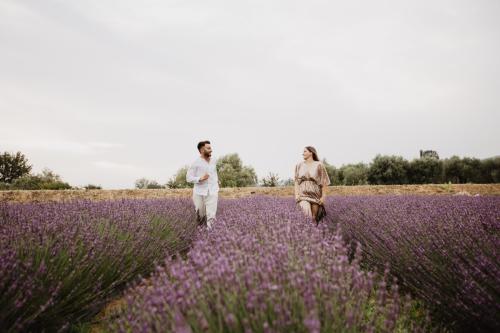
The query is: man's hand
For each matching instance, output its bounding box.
[199,173,209,182]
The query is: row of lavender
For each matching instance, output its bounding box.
[324,195,500,332]
[2,195,498,331]
[109,197,432,332]
[0,199,198,332]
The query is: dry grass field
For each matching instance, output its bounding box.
[1,183,499,203]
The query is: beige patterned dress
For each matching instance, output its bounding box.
[294,161,331,206]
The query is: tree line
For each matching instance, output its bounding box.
[0,152,100,190]
[142,152,500,189]
[1,150,498,190]
[323,154,500,186]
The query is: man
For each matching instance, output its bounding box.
[186,140,220,229]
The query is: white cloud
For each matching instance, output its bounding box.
[0,139,123,155]
[92,160,138,170]
[0,0,499,188]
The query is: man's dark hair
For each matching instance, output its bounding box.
[197,140,211,152]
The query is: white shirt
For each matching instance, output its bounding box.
[186,156,220,196]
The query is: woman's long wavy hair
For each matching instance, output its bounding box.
[305,146,320,161]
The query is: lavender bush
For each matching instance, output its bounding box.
[324,195,500,332]
[0,198,198,332]
[110,197,431,332]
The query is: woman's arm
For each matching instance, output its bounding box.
[294,164,300,202]
[294,180,300,202]
[320,186,326,205]
[319,163,330,204]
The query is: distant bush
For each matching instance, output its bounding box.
[0,151,32,183]
[166,166,193,189]
[367,154,500,185]
[340,163,369,185]
[408,157,443,184]
[0,152,73,190]
[481,156,500,183]
[83,184,102,190]
[323,160,369,186]
[217,154,257,187]
[368,155,410,185]
[322,160,344,186]
[135,178,165,189]
[261,172,280,187]
[1,169,72,190]
[280,177,294,186]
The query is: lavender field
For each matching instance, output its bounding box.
[325,196,500,332]
[0,199,198,332]
[1,195,499,332]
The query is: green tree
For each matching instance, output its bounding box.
[480,156,500,183]
[322,159,343,185]
[166,166,193,189]
[83,184,102,190]
[280,178,295,186]
[0,151,32,183]
[135,178,165,189]
[217,154,257,187]
[368,155,410,185]
[408,157,443,184]
[340,163,369,185]
[146,181,164,189]
[443,156,464,183]
[135,178,149,189]
[261,172,280,187]
[461,157,482,183]
[10,168,71,190]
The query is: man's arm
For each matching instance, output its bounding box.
[186,164,200,183]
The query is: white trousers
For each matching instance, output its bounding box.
[192,193,218,229]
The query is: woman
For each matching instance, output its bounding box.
[294,146,331,223]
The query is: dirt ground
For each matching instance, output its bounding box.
[1,184,499,203]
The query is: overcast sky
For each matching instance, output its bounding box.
[1,0,499,189]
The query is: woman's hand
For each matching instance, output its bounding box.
[319,197,325,205]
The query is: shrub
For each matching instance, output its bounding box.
[9,169,72,190]
[0,151,32,183]
[167,166,193,189]
[135,178,165,189]
[340,163,369,185]
[217,154,258,187]
[408,157,443,184]
[83,184,102,190]
[368,155,410,185]
[261,172,280,187]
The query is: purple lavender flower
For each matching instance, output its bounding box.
[109,197,430,332]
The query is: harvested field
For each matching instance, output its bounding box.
[0,184,499,203]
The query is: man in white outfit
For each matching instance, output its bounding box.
[186,140,220,229]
